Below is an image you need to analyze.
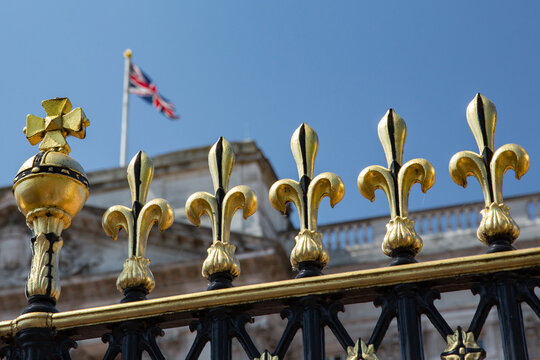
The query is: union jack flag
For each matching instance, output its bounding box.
[129,63,179,119]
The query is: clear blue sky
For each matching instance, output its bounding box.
[1,1,539,225]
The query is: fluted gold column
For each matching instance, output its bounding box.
[13,98,90,313]
[269,124,344,277]
[102,151,174,302]
[358,109,435,265]
[450,94,529,252]
[185,137,257,289]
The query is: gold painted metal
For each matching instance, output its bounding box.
[0,247,538,338]
[346,339,378,360]
[254,351,278,360]
[185,137,257,280]
[26,234,63,300]
[7,312,54,333]
[358,110,435,257]
[24,97,89,154]
[441,328,486,360]
[14,97,90,236]
[13,97,90,301]
[269,123,344,270]
[102,151,174,293]
[449,94,529,245]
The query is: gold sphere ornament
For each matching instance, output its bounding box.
[13,98,89,235]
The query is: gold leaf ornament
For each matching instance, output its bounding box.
[477,203,519,244]
[102,151,174,293]
[449,94,529,246]
[358,109,434,260]
[382,216,422,257]
[185,137,257,280]
[441,328,486,360]
[26,234,63,300]
[290,229,328,269]
[116,256,155,293]
[269,124,344,270]
[202,242,240,279]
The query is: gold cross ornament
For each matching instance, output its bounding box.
[24,97,89,153]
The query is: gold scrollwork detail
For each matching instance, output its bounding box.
[449,94,529,246]
[102,151,174,293]
[254,350,278,360]
[185,137,257,280]
[477,202,519,244]
[346,339,379,360]
[441,327,486,360]
[269,123,344,270]
[358,109,435,259]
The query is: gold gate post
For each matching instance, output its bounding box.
[13,98,90,313]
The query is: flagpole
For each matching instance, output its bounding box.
[120,49,132,167]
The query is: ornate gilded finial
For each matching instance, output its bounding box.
[185,137,257,289]
[358,109,435,265]
[102,151,174,301]
[346,339,379,360]
[13,97,90,313]
[269,124,344,277]
[449,94,529,252]
[441,327,486,360]
[24,97,89,154]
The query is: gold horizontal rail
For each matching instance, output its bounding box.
[1,247,539,340]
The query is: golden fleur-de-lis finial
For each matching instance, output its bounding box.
[358,110,435,265]
[24,97,90,154]
[449,94,529,251]
[269,124,344,276]
[102,151,174,297]
[185,137,257,288]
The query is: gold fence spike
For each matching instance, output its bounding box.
[13,98,90,312]
[449,94,529,250]
[269,123,344,276]
[185,137,257,289]
[358,109,435,265]
[102,151,174,298]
